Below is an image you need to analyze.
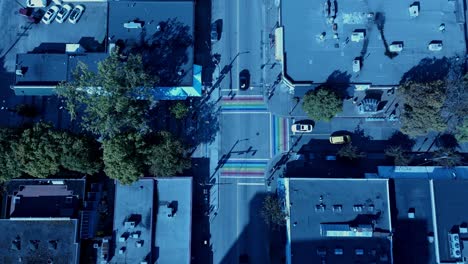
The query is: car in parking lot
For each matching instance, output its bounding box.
[329,135,351,144]
[56,4,73,23]
[68,5,85,24]
[41,5,60,24]
[291,123,313,133]
[239,69,250,90]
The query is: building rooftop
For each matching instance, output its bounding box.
[111,179,155,264]
[392,179,436,264]
[108,0,194,87]
[15,54,69,84]
[2,179,86,219]
[280,0,466,86]
[286,178,392,263]
[375,166,468,179]
[0,219,79,264]
[154,177,192,264]
[432,179,468,263]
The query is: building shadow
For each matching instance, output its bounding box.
[191,158,214,264]
[219,192,271,264]
[194,0,213,85]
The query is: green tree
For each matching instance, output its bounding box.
[385,145,411,166]
[337,143,365,160]
[261,194,286,228]
[12,123,62,178]
[302,88,343,121]
[0,128,23,182]
[455,119,468,143]
[399,81,447,136]
[170,102,189,119]
[144,131,191,177]
[59,134,102,175]
[57,52,157,138]
[102,133,145,184]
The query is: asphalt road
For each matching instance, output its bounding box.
[209,0,275,263]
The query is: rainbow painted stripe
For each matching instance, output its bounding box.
[272,115,289,155]
[220,160,268,177]
[220,95,267,111]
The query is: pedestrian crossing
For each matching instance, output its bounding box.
[220,160,268,179]
[220,95,267,112]
[272,115,289,155]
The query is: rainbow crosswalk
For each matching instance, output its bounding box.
[220,160,268,178]
[272,115,289,155]
[220,95,267,112]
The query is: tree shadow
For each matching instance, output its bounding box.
[324,70,352,98]
[184,101,220,146]
[126,18,193,87]
[436,133,459,150]
[351,126,373,148]
[400,57,451,84]
[386,131,416,150]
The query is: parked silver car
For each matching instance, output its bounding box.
[41,5,60,24]
[56,4,73,23]
[68,5,85,24]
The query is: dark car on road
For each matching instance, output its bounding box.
[211,23,218,42]
[239,69,250,90]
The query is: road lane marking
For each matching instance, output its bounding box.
[237,182,265,186]
[272,115,289,155]
[221,111,269,114]
[220,95,267,111]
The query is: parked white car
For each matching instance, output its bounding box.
[291,124,313,133]
[68,5,85,24]
[56,4,73,23]
[41,5,60,24]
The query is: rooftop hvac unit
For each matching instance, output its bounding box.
[118,247,125,254]
[428,42,443,51]
[389,43,403,52]
[353,59,361,73]
[351,31,365,42]
[409,4,420,17]
[123,22,143,29]
[124,221,136,229]
[448,233,461,258]
[136,241,143,248]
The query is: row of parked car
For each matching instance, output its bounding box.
[41,4,85,24]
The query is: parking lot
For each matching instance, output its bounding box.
[0,1,107,72]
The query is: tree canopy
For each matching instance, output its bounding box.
[337,143,365,160]
[102,131,191,184]
[57,52,158,138]
[399,81,447,136]
[455,119,468,143]
[261,194,287,228]
[170,102,189,120]
[0,123,101,180]
[302,87,343,121]
[385,145,411,166]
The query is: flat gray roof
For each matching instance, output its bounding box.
[432,180,468,262]
[155,177,192,264]
[392,179,436,264]
[111,179,155,264]
[281,0,466,85]
[376,166,468,179]
[287,178,392,263]
[0,219,79,264]
[16,54,68,84]
[108,0,194,86]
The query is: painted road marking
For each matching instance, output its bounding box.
[220,95,267,112]
[221,111,269,114]
[220,160,268,179]
[237,182,265,186]
[272,115,289,155]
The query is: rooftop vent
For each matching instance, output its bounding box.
[119,247,126,254]
[136,240,144,248]
[353,205,364,212]
[119,234,128,242]
[351,31,365,42]
[132,232,140,239]
[124,221,136,229]
[11,238,21,251]
[408,208,415,219]
[124,21,143,29]
[389,42,404,52]
[29,240,39,251]
[409,2,420,17]
[332,205,342,213]
[48,240,58,250]
[368,204,375,212]
[460,223,468,233]
[428,41,443,51]
[353,58,361,73]
[315,204,326,212]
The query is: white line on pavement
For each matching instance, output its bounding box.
[220,176,265,179]
[220,111,269,114]
[237,182,265,186]
[228,158,270,161]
